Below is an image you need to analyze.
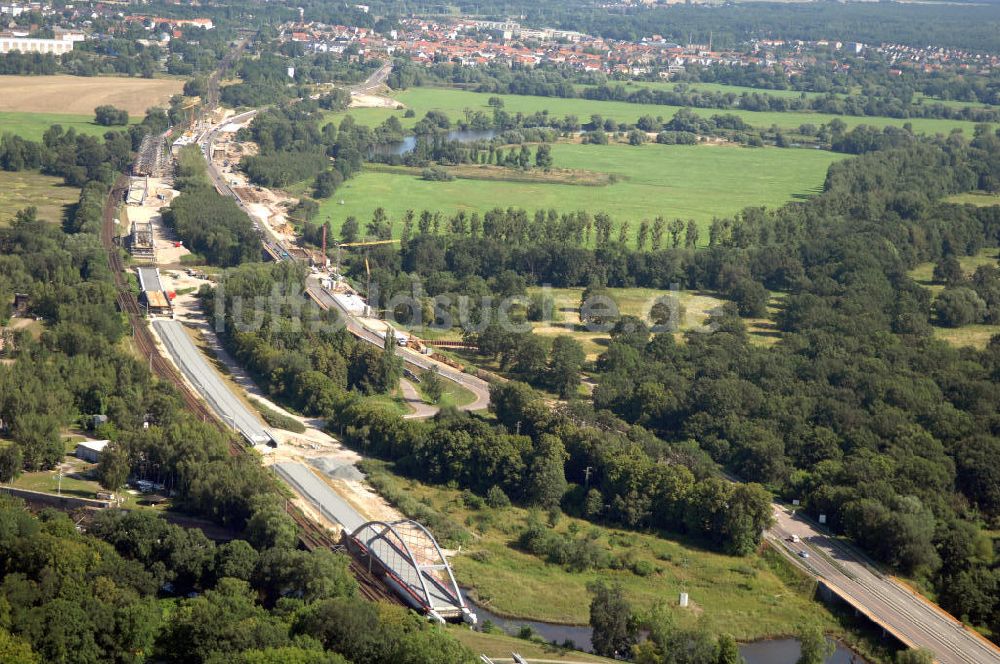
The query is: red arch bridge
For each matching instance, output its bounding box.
[344,519,477,625]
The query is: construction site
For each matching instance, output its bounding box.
[102,114,483,626]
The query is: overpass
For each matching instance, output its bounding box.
[770,507,1000,664]
[304,275,492,411]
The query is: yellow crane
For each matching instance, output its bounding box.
[333,238,399,284]
[180,97,201,127]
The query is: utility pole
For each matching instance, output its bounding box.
[56,470,63,496]
[584,466,593,490]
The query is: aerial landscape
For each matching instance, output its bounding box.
[1,0,1000,663]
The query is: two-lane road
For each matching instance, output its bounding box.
[305,276,491,412]
[769,508,1000,664]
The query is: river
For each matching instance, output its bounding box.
[372,128,500,157]
[469,600,866,663]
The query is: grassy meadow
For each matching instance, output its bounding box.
[331,86,987,136]
[0,110,136,142]
[909,247,1000,349]
[0,170,79,225]
[366,462,840,640]
[945,191,1000,207]
[315,141,841,243]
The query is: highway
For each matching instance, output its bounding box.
[769,508,1000,664]
[153,319,273,446]
[348,60,393,94]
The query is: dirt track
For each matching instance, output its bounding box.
[0,75,183,115]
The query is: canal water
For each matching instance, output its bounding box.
[469,600,865,663]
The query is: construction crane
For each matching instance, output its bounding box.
[333,238,399,276]
[180,97,201,127]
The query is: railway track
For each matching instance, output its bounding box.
[102,176,220,428]
[102,175,400,605]
[284,502,401,604]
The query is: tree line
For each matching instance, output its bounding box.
[164,145,261,266]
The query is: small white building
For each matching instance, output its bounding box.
[75,439,110,463]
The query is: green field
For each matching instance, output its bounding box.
[0,170,78,225]
[415,369,478,408]
[0,110,135,142]
[945,191,1000,207]
[329,86,987,136]
[317,141,841,242]
[909,247,1000,349]
[525,286,725,358]
[587,80,1000,113]
[447,626,615,663]
[369,463,840,641]
[577,80,823,101]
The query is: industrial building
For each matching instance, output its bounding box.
[75,440,110,463]
[136,266,172,316]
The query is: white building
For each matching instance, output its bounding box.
[0,36,77,55]
[75,440,110,463]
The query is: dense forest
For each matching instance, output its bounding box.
[163,146,261,266]
[323,122,1000,637]
[0,116,478,662]
[0,497,474,663]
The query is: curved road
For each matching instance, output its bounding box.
[190,56,1000,664]
[305,276,491,412]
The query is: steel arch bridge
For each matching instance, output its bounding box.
[348,519,476,624]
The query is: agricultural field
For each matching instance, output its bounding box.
[317,141,841,242]
[0,170,78,225]
[367,462,842,641]
[0,74,182,115]
[329,86,987,135]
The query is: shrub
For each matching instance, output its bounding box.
[485,485,511,508]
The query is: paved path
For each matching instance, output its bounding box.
[153,319,272,445]
[770,507,1000,664]
[399,378,439,419]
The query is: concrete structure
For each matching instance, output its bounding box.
[0,36,76,54]
[136,266,163,293]
[130,221,155,263]
[771,507,1000,664]
[126,178,148,206]
[273,462,365,533]
[75,439,110,463]
[141,290,171,315]
[273,462,474,623]
[153,319,274,446]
